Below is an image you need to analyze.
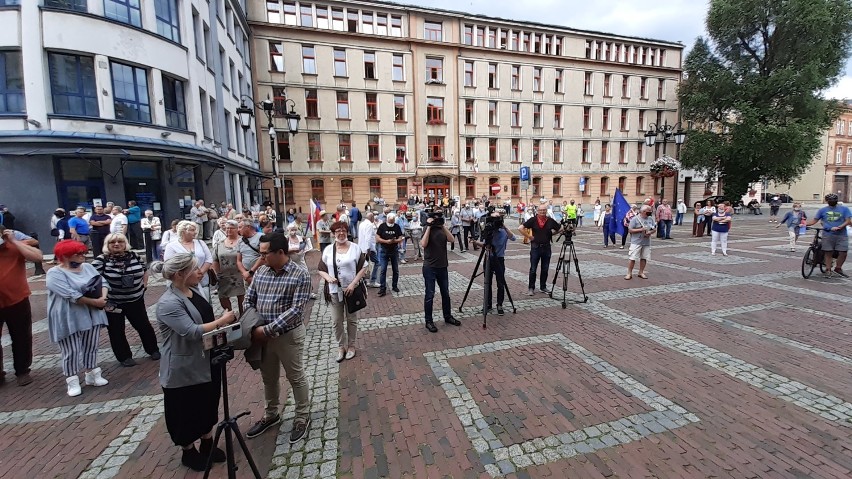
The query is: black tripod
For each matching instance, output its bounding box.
[203,346,262,479]
[548,233,589,309]
[459,241,516,328]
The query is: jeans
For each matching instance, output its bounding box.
[661,220,672,239]
[0,299,32,377]
[528,244,552,290]
[603,224,616,246]
[378,247,399,292]
[483,256,507,309]
[675,212,684,225]
[368,250,379,284]
[422,265,452,322]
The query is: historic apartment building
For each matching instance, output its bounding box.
[249,0,683,213]
[827,102,852,202]
[0,0,260,241]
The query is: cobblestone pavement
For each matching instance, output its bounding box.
[2,218,851,478]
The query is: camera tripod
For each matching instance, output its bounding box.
[203,346,262,479]
[548,233,589,309]
[459,240,516,328]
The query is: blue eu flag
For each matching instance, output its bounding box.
[611,189,631,237]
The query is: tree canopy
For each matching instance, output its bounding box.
[678,0,852,197]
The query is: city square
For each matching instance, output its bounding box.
[2,216,850,478]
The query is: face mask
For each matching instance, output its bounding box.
[793,208,800,211]
[335,235,347,244]
[289,231,297,236]
[69,261,83,268]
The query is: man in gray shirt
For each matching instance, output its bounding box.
[237,219,263,284]
[626,205,656,280]
[420,215,461,332]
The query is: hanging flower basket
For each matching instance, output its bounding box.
[649,155,680,178]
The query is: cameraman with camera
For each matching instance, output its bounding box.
[520,205,561,295]
[473,209,515,315]
[420,210,461,332]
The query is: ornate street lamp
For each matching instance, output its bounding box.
[237,94,301,229]
[644,120,686,203]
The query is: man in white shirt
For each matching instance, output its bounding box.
[110,206,127,235]
[358,212,380,287]
[675,199,688,225]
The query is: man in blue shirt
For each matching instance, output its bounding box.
[807,193,852,278]
[348,202,361,241]
[125,200,143,250]
[67,207,92,252]
[474,210,515,315]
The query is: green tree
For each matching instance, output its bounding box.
[679,0,852,197]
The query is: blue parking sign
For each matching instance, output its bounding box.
[519,166,530,181]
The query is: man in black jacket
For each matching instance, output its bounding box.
[420,213,461,332]
[519,205,560,295]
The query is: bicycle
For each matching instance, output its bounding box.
[801,227,839,278]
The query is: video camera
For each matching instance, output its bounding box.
[480,204,506,243]
[556,216,577,243]
[424,206,445,227]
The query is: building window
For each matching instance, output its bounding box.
[392,54,404,81]
[463,24,473,45]
[48,52,96,117]
[426,97,444,123]
[308,133,322,160]
[465,99,474,125]
[111,61,150,123]
[283,2,296,25]
[511,102,520,127]
[511,177,519,196]
[487,28,496,48]
[635,176,644,195]
[424,20,442,41]
[489,138,497,162]
[510,65,520,90]
[657,79,665,100]
[368,134,379,162]
[465,137,474,161]
[488,101,497,126]
[552,177,562,197]
[305,89,318,118]
[521,32,530,51]
[395,135,406,162]
[365,93,378,120]
[533,67,542,92]
[532,177,541,197]
[316,5,329,28]
[369,178,382,199]
[302,45,316,74]
[600,177,609,196]
[339,179,353,202]
[331,7,344,30]
[620,109,629,131]
[532,34,541,53]
[336,91,349,119]
[390,15,402,36]
[582,140,590,163]
[476,26,485,46]
[311,179,325,201]
[104,0,142,27]
[297,4,312,27]
[847,148,852,165]
[584,71,593,95]
[269,41,284,72]
[619,142,627,164]
[465,177,476,198]
[0,51,22,114]
[338,134,351,161]
[266,1,280,22]
[553,105,562,129]
[638,110,646,130]
[555,36,563,55]
[272,86,289,117]
[333,49,347,76]
[603,73,612,97]
[364,51,376,79]
[602,108,611,131]
[276,132,290,161]
[45,0,87,11]
[511,138,519,162]
[553,140,561,163]
[155,0,181,42]
[346,9,358,32]
[488,63,498,88]
[640,77,648,98]
[397,178,408,199]
[510,31,519,50]
[425,57,443,82]
[583,106,591,130]
[283,179,295,204]
[376,13,388,35]
[428,136,445,161]
[394,95,405,121]
[361,11,373,34]
[601,141,609,164]
[500,29,508,49]
[837,146,843,164]
[463,61,474,87]
[162,74,187,130]
[622,76,630,98]
[636,143,645,163]
[532,139,541,163]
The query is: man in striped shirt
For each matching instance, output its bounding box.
[243,233,313,444]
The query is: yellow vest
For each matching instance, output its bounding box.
[564,204,578,218]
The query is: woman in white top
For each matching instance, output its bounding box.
[160,220,179,247]
[163,221,213,299]
[593,199,603,227]
[317,221,368,362]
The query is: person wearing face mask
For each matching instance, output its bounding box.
[776,203,808,251]
[625,205,656,280]
[45,240,111,397]
[519,205,561,295]
[375,213,403,297]
[806,193,852,278]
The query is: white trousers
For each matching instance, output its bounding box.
[711,231,728,254]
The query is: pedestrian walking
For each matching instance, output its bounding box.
[776,203,807,251]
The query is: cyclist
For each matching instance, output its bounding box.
[806,193,852,278]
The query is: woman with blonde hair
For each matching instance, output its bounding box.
[91,233,160,367]
[153,253,235,471]
[211,220,246,315]
[163,220,213,298]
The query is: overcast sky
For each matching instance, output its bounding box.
[416,0,852,99]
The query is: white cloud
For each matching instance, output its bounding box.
[824,75,852,101]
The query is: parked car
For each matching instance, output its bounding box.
[699,195,744,208]
[761,193,794,203]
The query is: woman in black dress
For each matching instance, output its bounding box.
[152,253,236,471]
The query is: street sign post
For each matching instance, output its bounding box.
[520,166,530,191]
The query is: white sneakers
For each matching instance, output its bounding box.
[66,368,109,396]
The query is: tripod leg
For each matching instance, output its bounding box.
[224,424,237,479]
[459,246,487,312]
[231,422,263,478]
[570,244,589,302]
[203,424,226,479]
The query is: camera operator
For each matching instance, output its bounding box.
[420,212,461,333]
[473,210,515,315]
[519,205,561,295]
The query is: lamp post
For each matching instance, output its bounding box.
[237,94,300,230]
[643,120,686,204]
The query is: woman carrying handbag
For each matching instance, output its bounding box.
[317,221,368,363]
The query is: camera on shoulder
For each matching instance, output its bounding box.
[426,208,445,227]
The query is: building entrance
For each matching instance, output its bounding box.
[424,175,451,201]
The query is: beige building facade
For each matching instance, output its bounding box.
[248,0,683,213]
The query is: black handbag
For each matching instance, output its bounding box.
[333,244,368,314]
[82,275,103,299]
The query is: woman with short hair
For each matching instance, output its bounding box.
[318,222,368,362]
[46,240,110,397]
[163,221,213,298]
[91,233,160,367]
[153,254,235,471]
[211,220,246,315]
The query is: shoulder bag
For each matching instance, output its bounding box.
[333,244,368,314]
